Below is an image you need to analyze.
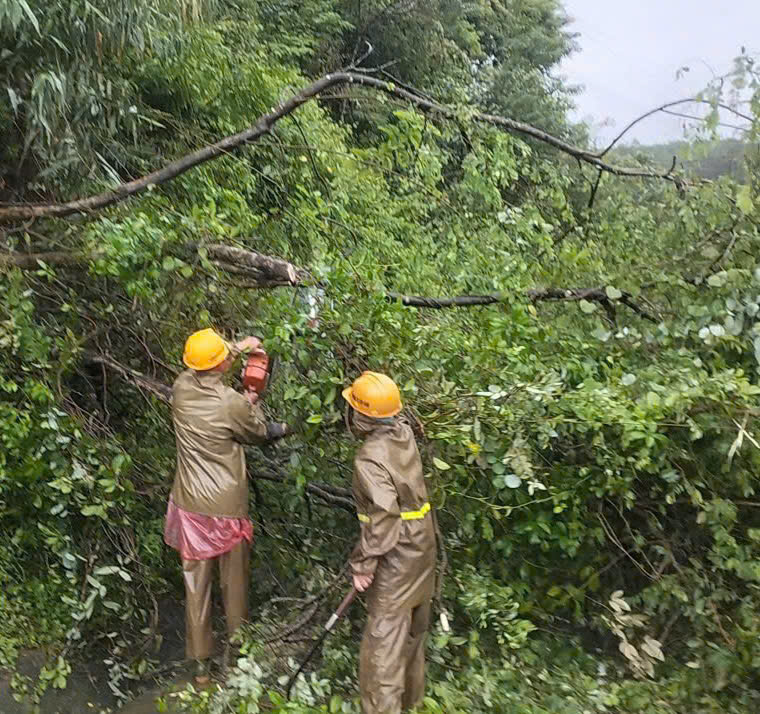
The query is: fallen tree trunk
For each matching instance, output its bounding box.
[1,243,304,288]
[3,247,657,321]
[0,72,680,223]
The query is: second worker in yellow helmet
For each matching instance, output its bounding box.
[342,371,437,714]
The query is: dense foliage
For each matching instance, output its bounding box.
[2,1,760,713]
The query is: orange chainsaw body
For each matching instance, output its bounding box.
[242,350,271,394]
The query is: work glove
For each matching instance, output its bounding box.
[266,422,291,440]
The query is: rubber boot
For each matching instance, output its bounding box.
[193,658,211,687]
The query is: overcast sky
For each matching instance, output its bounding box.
[560,0,760,145]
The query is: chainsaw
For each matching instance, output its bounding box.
[240,339,277,397]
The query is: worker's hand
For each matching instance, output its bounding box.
[244,388,259,406]
[266,422,291,440]
[352,573,374,593]
[235,336,262,353]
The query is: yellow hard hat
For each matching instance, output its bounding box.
[183,328,230,371]
[342,371,402,418]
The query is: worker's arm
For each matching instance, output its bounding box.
[224,389,288,444]
[349,459,401,582]
[230,335,262,357]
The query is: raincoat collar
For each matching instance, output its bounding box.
[350,410,397,439]
[192,369,224,386]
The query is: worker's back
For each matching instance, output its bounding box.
[171,369,264,518]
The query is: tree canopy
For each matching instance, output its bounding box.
[1,2,760,713]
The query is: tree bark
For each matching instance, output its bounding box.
[204,243,302,285]
[0,243,304,287]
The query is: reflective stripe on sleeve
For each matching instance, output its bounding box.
[357,501,431,523]
[400,502,431,520]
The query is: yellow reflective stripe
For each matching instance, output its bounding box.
[400,502,431,521]
[357,502,431,523]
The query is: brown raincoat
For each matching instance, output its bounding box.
[170,368,276,660]
[171,369,269,518]
[349,412,437,714]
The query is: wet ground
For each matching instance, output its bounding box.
[0,651,197,714]
[0,597,191,714]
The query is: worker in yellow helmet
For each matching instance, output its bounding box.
[164,328,290,684]
[343,372,437,713]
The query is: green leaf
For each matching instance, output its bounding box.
[94,566,120,576]
[579,299,597,314]
[433,457,450,470]
[81,504,106,517]
[591,327,611,342]
[16,0,40,34]
[736,184,754,215]
[504,474,522,488]
[306,414,323,424]
[605,286,622,300]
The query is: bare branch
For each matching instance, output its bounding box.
[387,293,501,308]
[587,170,603,211]
[660,109,750,133]
[0,250,88,269]
[390,288,659,322]
[86,354,172,403]
[527,287,658,323]
[0,72,684,223]
[600,97,754,157]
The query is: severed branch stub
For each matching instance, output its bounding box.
[203,243,303,286]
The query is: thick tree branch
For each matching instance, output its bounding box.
[389,288,658,322]
[0,72,682,223]
[388,293,501,308]
[253,469,355,512]
[203,243,303,285]
[1,243,304,287]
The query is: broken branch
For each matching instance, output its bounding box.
[86,354,172,403]
[0,72,682,223]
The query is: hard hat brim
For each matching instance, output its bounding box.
[342,385,402,418]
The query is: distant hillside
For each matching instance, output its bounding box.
[614,138,755,180]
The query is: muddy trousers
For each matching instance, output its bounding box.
[359,598,431,714]
[181,540,249,660]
